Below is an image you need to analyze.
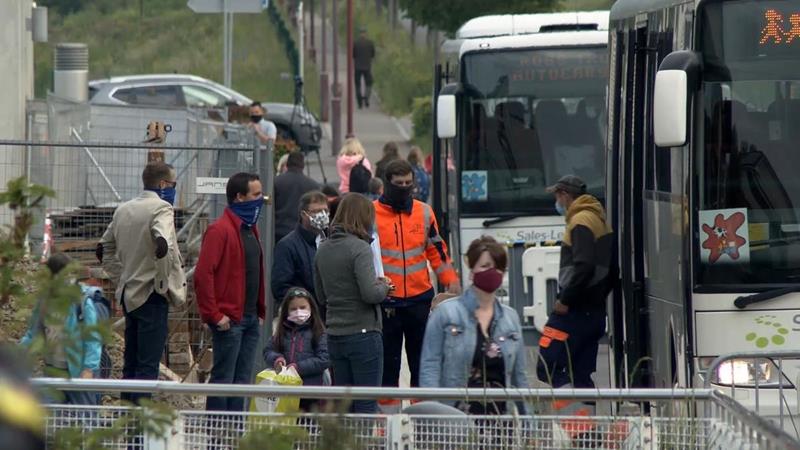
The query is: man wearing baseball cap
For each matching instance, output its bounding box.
[537,175,614,414]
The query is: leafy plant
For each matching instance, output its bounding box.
[0,176,176,446]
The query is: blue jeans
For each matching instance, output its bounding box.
[328,331,383,413]
[207,314,261,411]
[122,292,169,405]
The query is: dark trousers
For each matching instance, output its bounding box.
[536,308,606,388]
[329,331,383,413]
[355,69,373,105]
[121,292,169,404]
[381,300,431,388]
[206,314,261,412]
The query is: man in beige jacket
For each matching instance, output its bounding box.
[98,161,186,404]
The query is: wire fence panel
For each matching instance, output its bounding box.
[44,405,143,450]
[33,382,800,449]
[179,411,388,450]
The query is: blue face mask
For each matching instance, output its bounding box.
[555,200,566,216]
[147,187,176,206]
[230,198,262,226]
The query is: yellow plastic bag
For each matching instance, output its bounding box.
[251,365,303,414]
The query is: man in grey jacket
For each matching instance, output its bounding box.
[98,161,186,404]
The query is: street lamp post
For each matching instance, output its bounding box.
[320,0,329,122]
[331,0,342,155]
[346,0,354,137]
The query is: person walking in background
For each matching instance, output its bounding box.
[314,193,393,413]
[272,191,330,312]
[336,137,372,194]
[263,287,330,412]
[407,146,430,202]
[374,160,460,402]
[367,177,383,201]
[353,28,376,109]
[537,175,613,391]
[374,141,400,180]
[195,173,266,412]
[248,101,278,145]
[274,151,320,243]
[97,161,186,404]
[20,254,103,405]
[420,237,529,414]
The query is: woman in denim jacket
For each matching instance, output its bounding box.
[420,236,529,414]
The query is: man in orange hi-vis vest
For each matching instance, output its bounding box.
[374,159,460,408]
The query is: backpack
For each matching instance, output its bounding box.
[349,158,372,194]
[77,287,112,379]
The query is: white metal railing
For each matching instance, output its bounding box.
[32,379,800,449]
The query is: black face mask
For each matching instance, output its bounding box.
[385,182,414,210]
[250,115,263,123]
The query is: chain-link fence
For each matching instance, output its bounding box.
[32,382,799,450]
[1,137,273,380]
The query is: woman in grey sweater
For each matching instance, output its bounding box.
[314,193,392,413]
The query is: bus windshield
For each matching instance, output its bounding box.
[458,46,608,216]
[698,0,800,285]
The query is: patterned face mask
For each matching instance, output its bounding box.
[306,210,330,231]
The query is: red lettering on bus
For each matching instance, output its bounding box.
[760,9,785,44]
[787,13,800,43]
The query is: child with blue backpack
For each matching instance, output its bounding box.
[20,254,106,405]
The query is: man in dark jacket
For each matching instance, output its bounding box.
[274,151,320,243]
[537,175,613,390]
[195,172,266,412]
[353,28,376,109]
[272,191,329,311]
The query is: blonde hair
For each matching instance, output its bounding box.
[332,193,375,241]
[407,146,424,166]
[338,137,366,157]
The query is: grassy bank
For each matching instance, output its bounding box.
[34,1,320,114]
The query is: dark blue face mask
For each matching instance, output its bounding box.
[147,186,176,206]
[230,198,262,226]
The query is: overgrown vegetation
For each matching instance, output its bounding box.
[34,0,320,114]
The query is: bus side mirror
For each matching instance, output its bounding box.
[653,51,701,148]
[437,94,457,139]
[653,71,688,147]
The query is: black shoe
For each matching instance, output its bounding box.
[365,98,370,107]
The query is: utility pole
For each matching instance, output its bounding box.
[298,2,304,80]
[346,0,354,137]
[319,0,329,122]
[309,0,316,63]
[331,0,342,155]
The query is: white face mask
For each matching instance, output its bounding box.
[287,309,311,325]
[306,210,330,231]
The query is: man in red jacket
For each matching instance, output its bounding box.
[195,172,266,412]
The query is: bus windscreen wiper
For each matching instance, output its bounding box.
[734,285,800,309]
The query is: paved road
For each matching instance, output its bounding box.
[303,12,413,186]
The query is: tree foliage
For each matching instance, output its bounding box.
[398,0,561,34]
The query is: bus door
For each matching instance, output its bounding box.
[619,23,652,388]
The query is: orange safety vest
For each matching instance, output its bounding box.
[374,199,458,299]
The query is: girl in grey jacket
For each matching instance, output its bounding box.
[313,193,392,413]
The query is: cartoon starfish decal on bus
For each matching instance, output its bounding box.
[701,211,747,263]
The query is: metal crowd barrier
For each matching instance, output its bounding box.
[32,379,800,449]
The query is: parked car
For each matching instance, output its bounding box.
[88,74,322,152]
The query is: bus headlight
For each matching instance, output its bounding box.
[712,358,794,388]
